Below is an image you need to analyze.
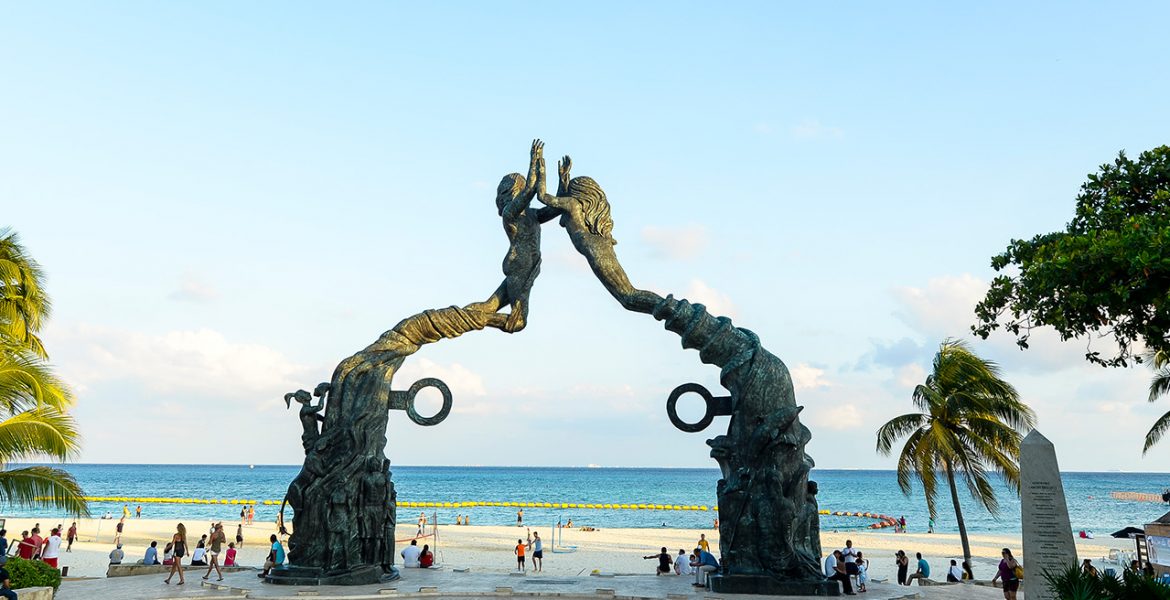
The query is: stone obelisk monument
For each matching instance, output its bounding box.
[1020,429,1077,600]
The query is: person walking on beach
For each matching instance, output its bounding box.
[416,513,427,537]
[114,517,125,545]
[697,533,710,553]
[122,505,130,520]
[927,517,934,534]
[240,506,246,523]
[164,523,188,585]
[40,528,62,569]
[66,523,76,552]
[236,523,244,548]
[529,531,543,572]
[644,547,671,575]
[515,538,526,571]
[203,523,226,582]
[991,548,1021,600]
[895,550,909,585]
[136,505,142,518]
[517,509,524,527]
[899,515,907,532]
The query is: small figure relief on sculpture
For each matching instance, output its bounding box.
[534,152,662,314]
[285,383,328,453]
[465,139,561,333]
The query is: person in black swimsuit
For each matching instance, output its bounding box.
[643,547,672,575]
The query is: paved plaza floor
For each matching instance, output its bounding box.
[56,567,1019,600]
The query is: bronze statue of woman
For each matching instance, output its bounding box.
[534,155,661,314]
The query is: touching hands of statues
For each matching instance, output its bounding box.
[558,155,572,191]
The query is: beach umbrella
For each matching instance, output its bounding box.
[1111,526,1145,538]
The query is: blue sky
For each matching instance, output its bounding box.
[2,2,1168,469]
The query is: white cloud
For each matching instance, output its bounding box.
[890,274,1102,373]
[640,225,709,261]
[168,274,219,303]
[807,403,864,431]
[790,363,830,391]
[48,324,311,406]
[396,357,487,398]
[684,279,740,320]
[790,118,844,140]
[896,363,926,388]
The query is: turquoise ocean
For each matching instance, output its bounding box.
[6,465,1168,535]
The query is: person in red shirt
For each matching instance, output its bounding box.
[419,544,434,568]
[17,531,35,559]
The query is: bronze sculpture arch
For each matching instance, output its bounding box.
[270,141,836,595]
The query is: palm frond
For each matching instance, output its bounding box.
[0,407,82,461]
[1144,411,1170,454]
[876,413,926,456]
[0,465,88,516]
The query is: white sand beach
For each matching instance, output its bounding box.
[5,516,1135,585]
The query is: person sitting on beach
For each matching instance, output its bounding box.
[565,519,572,528]
[400,539,421,568]
[826,550,855,595]
[419,544,434,568]
[962,561,974,581]
[823,550,837,577]
[905,552,930,585]
[163,542,174,565]
[643,547,671,575]
[692,546,719,588]
[0,557,15,600]
[674,549,691,575]
[258,534,285,579]
[109,543,124,565]
[144,541,160,566]
[947,559,962,582]
[224,542,237,567]
[190,540,208,566]
[1081,559,1098,577]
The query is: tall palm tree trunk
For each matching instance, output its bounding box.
[945,460,973,566]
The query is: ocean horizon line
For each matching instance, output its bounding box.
[19,463,1170,476]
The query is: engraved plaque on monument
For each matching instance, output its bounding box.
[1020,429,1077,600]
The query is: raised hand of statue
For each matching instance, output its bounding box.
[558,155,572,195]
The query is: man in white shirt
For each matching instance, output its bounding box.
[401,539,421,567]
[841,540,859,588]
[674,549,691,575]
[823,551,837,577]
[41,528,63,568]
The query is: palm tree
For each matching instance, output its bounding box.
[1141,349,1170,454]
[0,230,87,516]
[0,228,50,357]
[876,339,1036,566]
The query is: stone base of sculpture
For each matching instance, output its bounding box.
[708,574,841,596]
[265,564,396,586]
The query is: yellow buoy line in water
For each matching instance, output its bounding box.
[62,497,890,523]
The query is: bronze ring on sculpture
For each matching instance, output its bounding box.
[405,377,453,426]
[667,383,731,433]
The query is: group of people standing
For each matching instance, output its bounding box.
[824,540,868,595]
[2,525,67,568]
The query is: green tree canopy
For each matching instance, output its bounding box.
[973,146,1170,367]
